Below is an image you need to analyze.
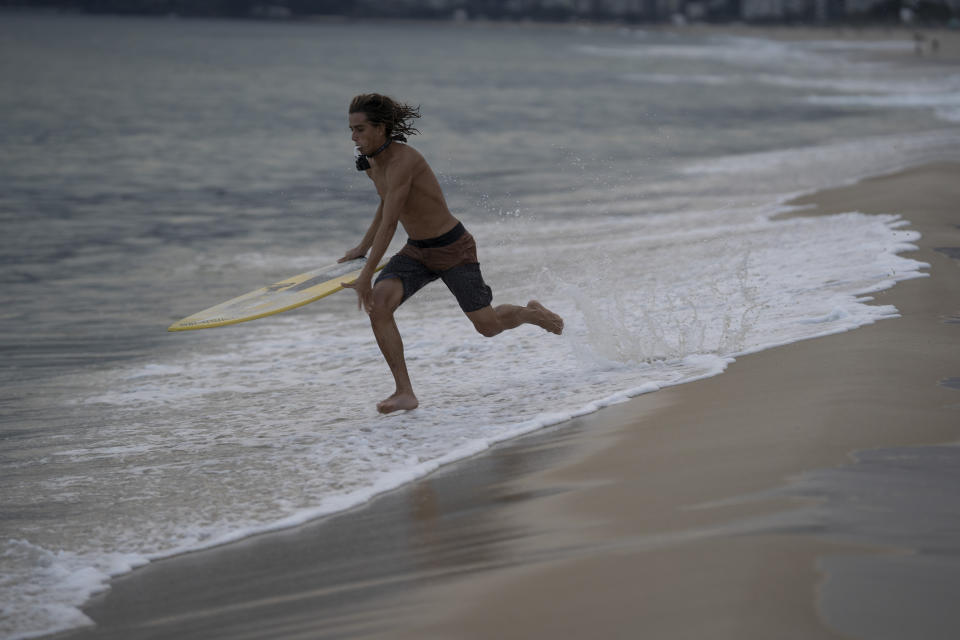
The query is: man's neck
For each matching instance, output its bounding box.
[369,137,400,167]
[368,137,392,158]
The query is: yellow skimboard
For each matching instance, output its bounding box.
[168,258,384,331]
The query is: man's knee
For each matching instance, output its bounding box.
[369,279,402,323]
[474,320,502,338]
[369,301,393,325]
[466,306,503,338]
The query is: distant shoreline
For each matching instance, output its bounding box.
[2,4,957,31]
[5,6,957,57]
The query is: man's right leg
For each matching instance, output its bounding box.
[368,277,419,413]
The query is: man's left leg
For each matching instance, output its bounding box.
[466,301,564,337]
[439,261,563,338]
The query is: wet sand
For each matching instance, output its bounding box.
[48,162,960,639]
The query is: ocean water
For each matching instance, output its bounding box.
[2,12,959,639]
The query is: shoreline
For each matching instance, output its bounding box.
[46,163,960,639]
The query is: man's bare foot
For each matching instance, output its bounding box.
[527,300,564,335]
[377,391,419,414]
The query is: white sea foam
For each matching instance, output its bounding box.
[624,72,735,86]
[624,68,960,124]
[683,129,960,185]
[575,37,834,69]
[801,39,917,52]
[1,540,148,640]
[807,92,960,123]
[626,69,958,96]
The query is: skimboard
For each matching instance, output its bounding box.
[168,258,383,332]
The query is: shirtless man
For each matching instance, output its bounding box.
[341,93,563,413]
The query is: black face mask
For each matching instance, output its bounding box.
[354,137,393,171]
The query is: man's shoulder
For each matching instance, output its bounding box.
[396,142,424,163]
[387,144,429,175]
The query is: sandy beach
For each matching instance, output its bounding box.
[47,161,960,639]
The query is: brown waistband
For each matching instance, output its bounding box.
[406,222,465,249]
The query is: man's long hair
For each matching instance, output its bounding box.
[349,93,421,142]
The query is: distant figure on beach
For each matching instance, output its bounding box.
[340,93,564,413]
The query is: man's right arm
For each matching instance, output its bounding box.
[339,201,383,263]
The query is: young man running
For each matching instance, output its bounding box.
[341,93,563,414]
